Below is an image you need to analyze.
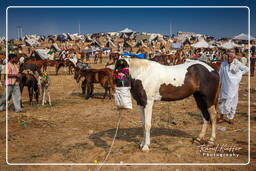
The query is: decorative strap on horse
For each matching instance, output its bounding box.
[113,59,131,87]
[42,71,49,80]
[22,69,34,75]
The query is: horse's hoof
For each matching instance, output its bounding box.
[206,139,215,146]
[192,137,205,145]
[142,145,149,151]
[140,142,145,148]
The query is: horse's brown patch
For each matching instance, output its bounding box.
[159,73,198,101]
[130,79,147,107]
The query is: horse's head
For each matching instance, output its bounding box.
[114,59,129,72]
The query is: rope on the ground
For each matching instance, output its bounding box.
[96,109,122,171]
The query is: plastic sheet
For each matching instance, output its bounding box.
[114,87,132,109]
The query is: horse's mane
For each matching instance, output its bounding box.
[127,58,151,70]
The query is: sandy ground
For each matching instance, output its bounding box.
[0,59,255,171]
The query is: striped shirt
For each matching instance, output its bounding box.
[3,62,19,85]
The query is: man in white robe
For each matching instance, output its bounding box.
[218,52,249,124]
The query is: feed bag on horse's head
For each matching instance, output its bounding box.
[113,59,132,109]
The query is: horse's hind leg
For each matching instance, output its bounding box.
[55,65,59,75]
[193,93,210,144]
[81,80,86,94]
[207,105,217,145]
[90,84,94,97]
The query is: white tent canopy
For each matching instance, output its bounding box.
[191,39,209,48]
[0,37,5,44]
[106,39,117,48]
[25,39,40,47]
[233,33,255,40]
[35,49,54,60]
[120,28,134,33]
[220,40,241,49]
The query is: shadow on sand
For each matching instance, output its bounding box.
[89,127,192,149]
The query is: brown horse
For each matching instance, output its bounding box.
[150,55,169,65]
[109,52,119,62]
[150,50,185,66]
[55,59,76,75]
[19,72,39,105]
[24,59,48,72]
[75,68,114,99]
[94,52,103,64]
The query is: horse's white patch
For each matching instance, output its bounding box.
[126,58,214,101]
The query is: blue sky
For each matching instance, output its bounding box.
[1,0,256,39]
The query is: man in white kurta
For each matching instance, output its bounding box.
[218,53,249,124]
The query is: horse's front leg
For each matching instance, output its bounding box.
[55,65,59,75]
[85,82,91,99]
[28,87,33,105]
[48,91,52,106]
[42,87,46,105]
[81,80,86,94]
[142,100,154,151]
[35,88,39,104]
[90,84,94,97]
[103,86,108,99]
[139,106,145,148]
[20,85,24,108]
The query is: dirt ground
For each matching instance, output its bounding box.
[0,58,255,171]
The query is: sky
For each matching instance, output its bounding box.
[0,0,256,39]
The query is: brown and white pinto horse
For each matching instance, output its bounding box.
[115,58,220,151]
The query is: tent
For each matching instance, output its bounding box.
[120,28,134,38]
[120,28,134,33]
[0,37,5,44]
[83,48,100,53]
[105,39,117,48]
[68,33,82,41]
[220,41,241,49]
[51,43,62,52]
[183,39,191,45]
[35,49,54,60]
[172,43,182,49]
[191,39,209,48]
[25,39,40,47]
[90,40,101,48]
[134,40,146,48]
[233,33,255,40]
[57,34,68,42]
[123,41,132,48]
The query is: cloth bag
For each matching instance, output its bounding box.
[114,87,132,109]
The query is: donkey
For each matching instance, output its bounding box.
[115,58,220,151]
